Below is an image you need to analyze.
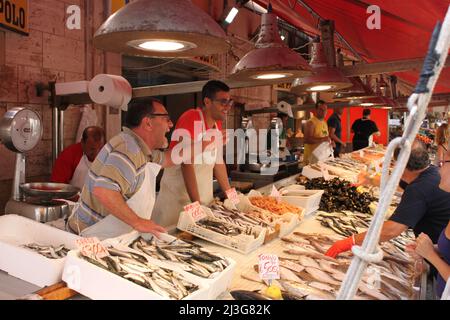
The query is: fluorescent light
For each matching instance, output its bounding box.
[281,35,286,40]
[253,73,292,80]
[308,85,333,91]
[225,7,239,24]
[128,39,197,52]
[244,1,267,14]
[360,102,375,106]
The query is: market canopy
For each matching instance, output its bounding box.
[254,0,450,94]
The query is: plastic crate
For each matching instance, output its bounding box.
[279,189,324,216]
[177,207,266,254]
[0,214,80,287]
[104,231,237,300]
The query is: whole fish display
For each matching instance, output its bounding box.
[274,232,416,300]
[128,236,230,279]
[80,245,199,300]
[196,217,257,238]
[316,210,415,252]
[209,202,276,234]
[23,243,70,259]
[303,178,375,213]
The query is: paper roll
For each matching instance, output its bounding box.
[88,74,132,111]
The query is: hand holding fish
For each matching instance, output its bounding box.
[133,219,167,239]
[325,236,355,258]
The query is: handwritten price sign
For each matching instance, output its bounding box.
[318,162,331,181]
[76,237,109,259]
[226,188,240,206]
[259,254,280,280]
[184,201,207,222]
[270,186,282,203]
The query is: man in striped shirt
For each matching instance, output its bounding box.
[67,98,218,238]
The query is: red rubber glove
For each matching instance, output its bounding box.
[325,236,355,258]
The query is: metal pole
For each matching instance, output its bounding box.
[59,109,64,152]
[52,106,59,164]
[337,6,450,300]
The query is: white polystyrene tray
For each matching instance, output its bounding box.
[279,189,324,216]
[0,214,80,287]
[103,231,237,300]
[62,249,209,300]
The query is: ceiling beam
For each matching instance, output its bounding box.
[342,57,450,76]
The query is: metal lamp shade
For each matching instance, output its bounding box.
[94,0,229,58]
[333,77,377,100]
[290,41,352,95]
[229,11,312,84]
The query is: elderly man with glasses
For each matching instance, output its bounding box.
[154,80,234,228]
[67,98,217,239]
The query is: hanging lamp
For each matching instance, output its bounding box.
[333,77,377,100]
[93,0,229,58]
[228,4,312,84]
[290,39,352,94]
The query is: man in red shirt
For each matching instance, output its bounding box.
[153,80,233,228]
[51,126,105,190]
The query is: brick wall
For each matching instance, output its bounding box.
[0,0,121,213]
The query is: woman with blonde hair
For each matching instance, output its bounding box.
[435,123,449,165]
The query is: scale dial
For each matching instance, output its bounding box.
[0,107,43,153]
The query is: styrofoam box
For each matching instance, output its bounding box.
[63,249,209,300]
[244,190,301,237]
[301,165,338,180]
[0,214,80,287]
[104,231,237,300]
[279,190,324,216]
[177,208,266,254]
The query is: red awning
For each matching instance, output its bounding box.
[255,0,450,93]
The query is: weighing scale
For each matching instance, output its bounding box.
[0,107,78,222]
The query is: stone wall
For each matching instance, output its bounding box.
[0,0,121,213]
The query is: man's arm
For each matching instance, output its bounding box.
[214,162,231,194]
[181,163,201,203]
[354,220,408,245]
[329,127,346,146]
[304,121,329,144]
[92,187,166,236]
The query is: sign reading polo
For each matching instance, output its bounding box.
[0,0,28,35]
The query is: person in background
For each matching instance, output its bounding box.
[153,80,233,228]
[407,145,450,299]
[303,100,331,165]
[327,107,346,157]
[434,123,449,166]
[351,109,380,151]
[51,126,105,190]
[325,141,450,258]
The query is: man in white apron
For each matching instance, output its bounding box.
[51,126,105,190]
[67,99,221,240]
[153,80,234,228]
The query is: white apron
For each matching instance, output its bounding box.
[69,155,92,190]
[72,162,161,240]
[153,110,218,228]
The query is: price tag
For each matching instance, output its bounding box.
[225,188,240,206]
[318,163,331,181]
[184,201,207,222]
[259,254,280,280]
[76,237,109,259]
[270,185,282,202]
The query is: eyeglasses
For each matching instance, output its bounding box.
[438,160,450,168]
[148,113,172,122]
[213,99,234,107]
